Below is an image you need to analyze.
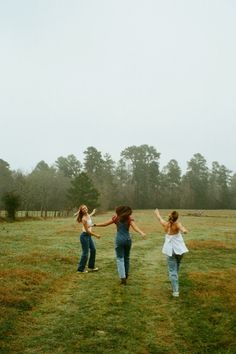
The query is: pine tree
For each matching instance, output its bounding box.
[67,172,100,210]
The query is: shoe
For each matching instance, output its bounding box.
[120,278,127,285]
[88,267,99,272]
[77,270,88,273]
[172,291,179,297]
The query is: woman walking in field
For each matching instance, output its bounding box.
[154,209,188,297]
[93,206,146,284]
[75,205,101,273]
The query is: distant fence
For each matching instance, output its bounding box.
[0,210,73,218]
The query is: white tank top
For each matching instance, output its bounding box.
[82,217,92,232]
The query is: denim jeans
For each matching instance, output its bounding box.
[167,254,183,292]
[77,232,96,271]
[115,238,132,279]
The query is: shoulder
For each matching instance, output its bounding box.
[161,220,168,227]
[128,216,134,225]
[82,216,89,223]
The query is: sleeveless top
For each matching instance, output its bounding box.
[162,233,189,256]
[82,217,92,233]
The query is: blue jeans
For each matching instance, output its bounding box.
[77,232,96,271]
[115,238,132,279]
[167,254,183,292]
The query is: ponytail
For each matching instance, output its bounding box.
[168,211,178,225]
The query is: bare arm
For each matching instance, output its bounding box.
[89,208,96,217]
[154,209,167,227]
[130,221,146,237]
[178,222,188,234]
[82,219,101,239]
[93,219,114,227]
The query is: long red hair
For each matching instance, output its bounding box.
[115,206,132,222]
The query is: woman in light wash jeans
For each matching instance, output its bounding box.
[154,209,188,297]
[93,206,146,285]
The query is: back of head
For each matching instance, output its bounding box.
[115,205,132,222]
[168,211,178,224]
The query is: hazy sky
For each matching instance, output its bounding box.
[1,0,235,173]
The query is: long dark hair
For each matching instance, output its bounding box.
[168,211,178,225]
[115,206,132,222]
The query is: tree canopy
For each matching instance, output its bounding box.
[0,146,235,212]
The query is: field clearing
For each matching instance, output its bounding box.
[0,210,236,354]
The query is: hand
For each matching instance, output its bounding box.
[154,209,160,217]
[141,232,146,239]
[96,235,101,239]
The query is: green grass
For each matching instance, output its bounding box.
[0,210,236,354]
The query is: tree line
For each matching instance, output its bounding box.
[1,145,236,217]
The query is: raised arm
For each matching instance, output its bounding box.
[89,208,96,217]
[130,221,146,238]
[154,209,167,227]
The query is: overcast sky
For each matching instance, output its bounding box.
[0,0,235,174]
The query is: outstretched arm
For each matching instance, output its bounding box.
[93,219,114,227]
[154,209,167,227]
[130,221,146,238]
[178,222,188,234]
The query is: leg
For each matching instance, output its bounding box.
[124,239,132,278]
[115,242,126,280]
[167,255,179,293]
[88,236,96,269]
[77,233,89,271]
[176,254,183,273]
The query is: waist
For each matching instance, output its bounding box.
[81,231,90,236]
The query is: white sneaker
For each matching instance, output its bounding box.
[88,267,99,272]
[77,270,88,273]
[172,292,179,297]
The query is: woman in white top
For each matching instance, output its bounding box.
[154,209,188,297]
[75,205,101,273]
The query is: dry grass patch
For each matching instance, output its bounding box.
[56,225,77,234]
[187,239,235,250]
[13,252,75,265]
[0,269,48,308]
[0,268,47,283]
[188,268,236,309]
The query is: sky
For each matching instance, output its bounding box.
[0,0,236,174]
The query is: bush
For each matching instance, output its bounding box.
[2,192,21,221]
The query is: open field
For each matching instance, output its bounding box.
[0,210,236,354]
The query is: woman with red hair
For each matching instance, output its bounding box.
[93,206,146,284]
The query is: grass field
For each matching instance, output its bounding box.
[0,210,236,354]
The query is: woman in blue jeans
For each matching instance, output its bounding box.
[93,206,146,284]
[75,205,101,273]
[154,209,188,297]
